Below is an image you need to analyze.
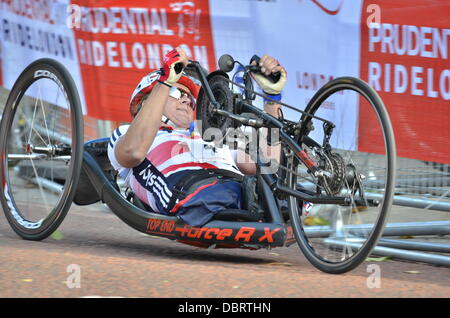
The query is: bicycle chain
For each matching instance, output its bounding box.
[319,152,346,195]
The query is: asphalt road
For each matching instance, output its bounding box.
[0,202,449,299]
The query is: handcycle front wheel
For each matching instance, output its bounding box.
[285,77,396,274]
[0,59,84,241]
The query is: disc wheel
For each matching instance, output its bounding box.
[285,77,396,273]
[196,73,234,141]
[0,59,84,241]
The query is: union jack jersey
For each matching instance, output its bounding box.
[107,125,243,215]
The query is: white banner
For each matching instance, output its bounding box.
[210,0,362,150]
[0,0,86,113]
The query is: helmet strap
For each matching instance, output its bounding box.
[161,115,176,128]
[161,115,195,133]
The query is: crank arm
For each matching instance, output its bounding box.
[277,182,380,207]
[276,182,350,205]
[352,198,380,207]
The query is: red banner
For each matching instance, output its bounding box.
[71,0,216,122]
[360,0,450,164]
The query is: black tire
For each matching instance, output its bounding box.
[286,77,396,274]
[0,59,84,241]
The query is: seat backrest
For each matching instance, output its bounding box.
[73,139,118,206]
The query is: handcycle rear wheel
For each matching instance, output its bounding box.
[285,77,396,274]
[0,59,84,241]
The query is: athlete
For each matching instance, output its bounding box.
[108,47,287,227]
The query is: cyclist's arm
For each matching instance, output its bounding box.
[235,150,256,175]
[237,53,284,174]
[235,102,282,175]
[260,101,282,163]
[115,47,189,168]
[115,83,170,168]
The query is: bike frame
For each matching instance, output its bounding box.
[77,61,377,250]
[189,61,379,209]
[236,100,378,208]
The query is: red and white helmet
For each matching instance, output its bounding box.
[129,70,200,118]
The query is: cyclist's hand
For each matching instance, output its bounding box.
[159,47,189,86]
[251,55,287,95]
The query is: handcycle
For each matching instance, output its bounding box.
[0,55,396,274]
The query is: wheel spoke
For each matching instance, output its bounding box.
[28,156,51,215]
[27,88,40,145]
[37,84,52,145]
[30,124,48,146]
[51,85,61,145]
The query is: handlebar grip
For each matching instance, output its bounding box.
[250,55,281,84]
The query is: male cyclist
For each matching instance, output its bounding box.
[108,47,287,227]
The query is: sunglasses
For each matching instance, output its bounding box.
[169,86,196,110]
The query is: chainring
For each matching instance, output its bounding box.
[318,152,346,195]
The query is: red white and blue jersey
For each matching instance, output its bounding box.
[107,125,243,216]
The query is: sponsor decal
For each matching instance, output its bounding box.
[34,70,68,99]
[4,184,43,229]
[173,223,282,243]
[146,217,284,244]
[146,218,176,236]
[133,158,172,209]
